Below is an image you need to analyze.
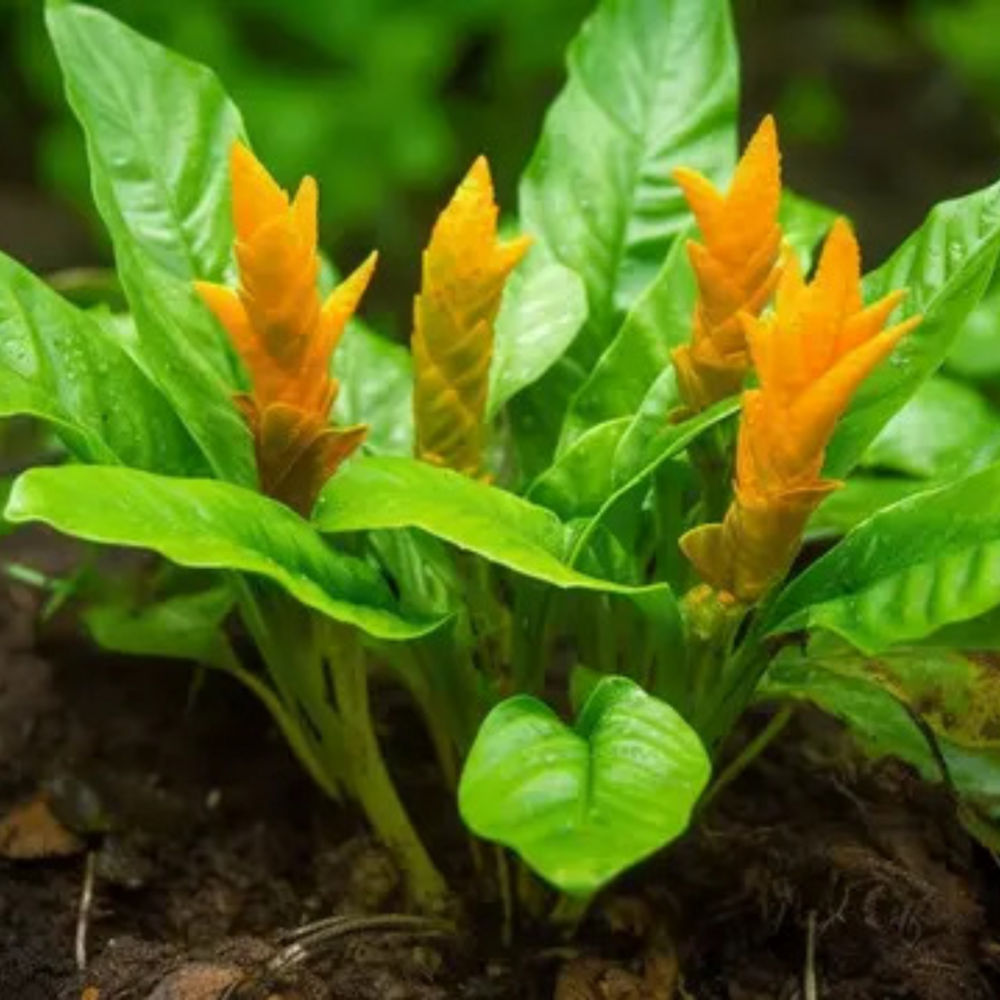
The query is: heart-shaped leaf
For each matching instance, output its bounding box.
[458,676,711,894]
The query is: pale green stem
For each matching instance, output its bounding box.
[331,631,449,911]
[698,703,793,814]
[495,845,515,949]
[550,892,593,935]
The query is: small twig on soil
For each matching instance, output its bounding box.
[221,914,457,1000]
[75,850,97,971]
[804,910,818,1000]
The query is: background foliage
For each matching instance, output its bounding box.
[2,0,1000,336]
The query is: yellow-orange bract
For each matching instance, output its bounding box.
[681,218,921,602]
[672,115,783,413]
[196,142,374,515]
[412,156,531,477]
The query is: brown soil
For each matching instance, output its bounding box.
[2,534,1000,999]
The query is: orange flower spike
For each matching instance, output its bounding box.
[195,141,375,515]
[681,218,921,602]
[671,115,784,412]
[412,156,531,477]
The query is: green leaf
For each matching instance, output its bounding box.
[488,249,588,419]
[529,419,632,522]
[5,465,438,641]
[557,234,694,450]
[520,0,738,368]
[46,2,239,287]
[316,455,684,693]
[458,676,711,894]
[114,248,255,483]
[47,2,255,484]
[946,277,1000,380]
[764,462,1000,653]
[556,190,837,452]
[84,584,236,670]
[0,251,203,474]
[826,176,1000,477]
[333,325,414,456]
[315,455,665,599]
[861,376,1000,480]
[530,378,737,525]
[806,476,930,541]
[916,606,1000,650]
[508,356,589,486]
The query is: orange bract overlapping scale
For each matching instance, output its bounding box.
[412,156,531,478]
[196,142,374,515]
[672,115,784,413]
[681,218,920,602]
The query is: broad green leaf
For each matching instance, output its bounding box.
[508,355,589,486]
[315,455,665,600]
[530,376,737,528]
[112,246,255,483]
[84,584,236,670]
[48,2,255,485]
[5,465,437,641]
[918,606,1000,650]
[946,277,1000,380]
[610,368,729,493]
[806,476,930,541]
[321,255,413,456]
[520,0,738,368]
[826,177,1000,476]
[761,639,1000,831]
[488,250,588,419]
[862,376,1000,480]
[0,251,202,474]
[558,235,694,450]
[46,2,239,287]
[557,190,837,452]
[458,676,711,894]
[764,462,1000,653]
[333,326,414,457]
[316,455,683,696]
[529,419,631,521]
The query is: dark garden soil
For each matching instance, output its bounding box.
[2,533,1000,1000]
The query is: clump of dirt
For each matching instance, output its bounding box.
[647,711,1000,999]
[2,544,1000,999]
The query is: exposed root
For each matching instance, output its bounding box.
[220,914,457,1000]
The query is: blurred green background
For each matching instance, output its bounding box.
[1,0,999,336]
